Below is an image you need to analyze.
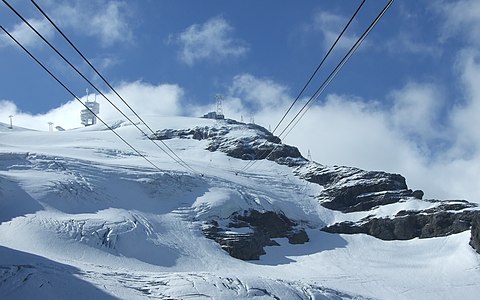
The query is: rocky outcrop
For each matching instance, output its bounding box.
[153,121,480,255]
[470,214,480,254]
[323,202,479,240]
[203,222,271,260]
[203,210,309,260]
[298,164,412,212]
[151,120,302,162]
[299,162,480,254]
[412,190,424,200]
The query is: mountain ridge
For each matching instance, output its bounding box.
[149,118,480,257]
[1,116,479,299]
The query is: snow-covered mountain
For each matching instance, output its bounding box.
[1,116,479,299]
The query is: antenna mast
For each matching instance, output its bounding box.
[215,94,224,118]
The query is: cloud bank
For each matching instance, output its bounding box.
[307,11,359,51]
[0,0,133,49]
[170,16,249,66]
[211,66,478,202]
[2,66,479,203]
[51,0,133,47]
[0,18,55,49]
[0,81,184,131]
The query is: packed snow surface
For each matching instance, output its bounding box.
[1,116,479,299]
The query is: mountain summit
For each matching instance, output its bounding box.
[1,116,479,299]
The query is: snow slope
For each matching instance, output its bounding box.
[1,116,479,299]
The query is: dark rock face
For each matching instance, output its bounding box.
[288,229,309,244]
[151,120,302,163]
[203,210,309,260]
[235,210,294,238]
[323,205,480,240]
[395,201,476,216]
[299,164,411,212]
[301,161,480,253]
[470,214,480,254]
[203,223,269,260]
[412,190,424,200]
[153,121,480,255]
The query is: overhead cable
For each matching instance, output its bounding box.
[0,25,164,172]
[271,0,366,135]
[243,0,395,172]
[278,0,395,139]
[242,0,369,172]
[29,0,195,174]
[3,0,198,174]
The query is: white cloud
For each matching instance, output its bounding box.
[171,16,248,66]
[2,73,479,203]
[169,1,480,205]
[189,72,479,203]
[309,11,358,50]
[52,0,133,47]
[0,98,83,131]
[284,95,414,171]
[437,0,480,46]
[0,18,55,48]
[187,74,293,130]
[228,74,291,110]
[1,1,132,49]
[288,91,478,203]
[448,49,480,159]
[0,81,184,131]
[105,81,183,119]
[384,32,441,57]
[388,82,445,142]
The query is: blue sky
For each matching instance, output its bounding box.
[1,0,480,202]
[1,0,450,113]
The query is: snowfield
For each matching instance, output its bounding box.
[1,116,479,299]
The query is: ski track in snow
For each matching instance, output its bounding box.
[1,116,480,299]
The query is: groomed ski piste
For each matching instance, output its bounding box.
[1,116,479,299]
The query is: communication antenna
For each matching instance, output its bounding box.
[215,94,224,117]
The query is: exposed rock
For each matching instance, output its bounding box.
[412,190,424,200]
[203,222,268,260]
[470,214,480,254]
[235,210,294,238]
[323,209,480,240]
[151,120,302,163]
[395,201,476,217]
[288,229,309,244]
[298,164,411,212]
[203,210,309,260]
[153,121,480,255]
